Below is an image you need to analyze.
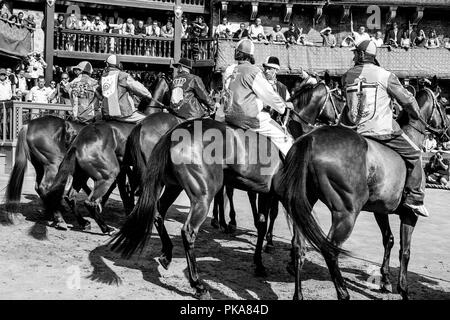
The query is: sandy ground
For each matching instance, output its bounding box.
[0,175,449,300]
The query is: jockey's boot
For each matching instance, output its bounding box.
[404,203,429,217]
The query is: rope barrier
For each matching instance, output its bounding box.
[426,183,450,190]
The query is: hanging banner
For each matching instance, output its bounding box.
[0,20,33,58]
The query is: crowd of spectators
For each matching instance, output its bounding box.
[0,9,36,30]
[214,16,450,50]
[55,11,210,39]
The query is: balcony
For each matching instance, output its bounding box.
[181,38,216,67]
[54,29,174,65]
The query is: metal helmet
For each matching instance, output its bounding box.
[73,61,93,75]
[236,38,255,55]
[106,54,119,67]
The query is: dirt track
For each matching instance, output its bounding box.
[0,176,449,300]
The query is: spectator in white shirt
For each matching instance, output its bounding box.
[351,21,370,44]
[248,18,266,40]
[423,134,437,152]
[400,30,412,50]
[28,76,52,104]
[215,17,232,39]
[147,20,161,37]
[16,69,28,101]
[91,16,106,32]
[371,31,384,47]
[181,18,190,39]
[269,25,286,44]
[426,30,440,49]
[341,33,355,47]
[122,18,135,35]
[298,34,314,46]
[0,68,12,101]
[161,21,174,38]
[79,15,91,31]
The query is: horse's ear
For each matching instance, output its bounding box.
[324,71,331,86]
[432,75,438,88]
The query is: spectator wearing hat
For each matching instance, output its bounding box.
[262,56,290,123]
[233,23,249,40]
[341,33,355,48]
[268,25,286,44]
[170,58,217,120]
[284,23,301,43]
[248,18,266,41]
[320,27,336,47]
[0,68,13,101]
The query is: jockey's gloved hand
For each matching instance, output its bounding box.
[285,102,294,110]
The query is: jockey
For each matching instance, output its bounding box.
[66,61,99,122]
[342,39,428,217]
[96,54,150,122]
[169,57,218,120]
[224,39,294,156]
[262,56,291,124]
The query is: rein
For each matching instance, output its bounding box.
[422,87,450,140]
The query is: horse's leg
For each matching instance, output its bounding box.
[84,176,118,235]
[211,187,221,229]
[155,185,182,269]
[374,212,394,293]
[253,193,272,277]
[227,187,237,232]
[181,195,213,300]
[265,199,279,254]
[323,211,358,300]
[65,172,91,230]
[292,227,307,300]
[116,169,134,215]
[397,207,418,300]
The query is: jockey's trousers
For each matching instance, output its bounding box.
[252,115,294,157]
[369,133,425,206]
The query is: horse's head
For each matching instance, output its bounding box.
[138,74,171,115]
[289,72,345,137]
[416,82,450,142]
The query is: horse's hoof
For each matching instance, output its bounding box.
[158,255,172,270]
[195,290,211,300]
[80,221,91,231]
[254,266,268,278]
[52,222,68,231]
[211,219,219,229]
[227,223,237,234]
[105,226,118,236]
[264,244,275,254]
[286,261,295,277]
[380,282,393,293]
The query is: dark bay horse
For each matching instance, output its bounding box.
[109,82,345,300]
[5,115,86,220]
[212,80,346,251]
[42,76,171,234]
[278,86,450,300]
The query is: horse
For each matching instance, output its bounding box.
[278,85,450,300]
[42,76,171,234]
[109,80,345,300]
[211,78,346,252]
[4,115,87,222]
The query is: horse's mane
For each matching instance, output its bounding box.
[290,83,324,106]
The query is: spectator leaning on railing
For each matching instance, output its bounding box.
[371,31,384,47]
[147,20,161,37]
[385,22,401,47]
[401,30,411,50]
[284,23,301,43]
[91,16,107,32]
[351,21,370,44]
[426,30,440,49]
[161,21,174,38]
[135,20,146,36]
[320,27,336,47]
[181,18,191,39]
[191,16,209,38]
[215,17,232,39]
[16,69,29,101]
[55,14,65,30]
[298,34,314,46]
[268,25,286,44]
[233,23,249,40]
[122,18,135,35]
[414,29,427,47]
[341,33,355,47]
[79,15,91,31]
[248,18,266,41]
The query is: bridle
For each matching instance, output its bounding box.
[288,82,343,128]
[410,87,450,141]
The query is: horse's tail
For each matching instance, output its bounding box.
[5,125,30,210]
[110,131,172,258]
[281,135,348,258]
[124,124,146,191]
[43,147,77,211]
